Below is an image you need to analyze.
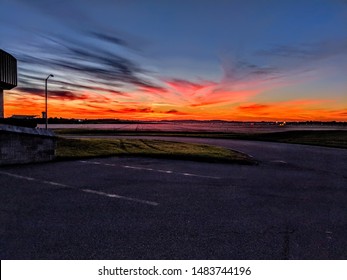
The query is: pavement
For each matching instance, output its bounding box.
[0,137,346,259]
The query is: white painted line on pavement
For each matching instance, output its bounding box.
[270,160,287,164]
[182,172,220,179]
[0,171,36,181]
[80,160,220,179]
[82,189,159,206]
[158,170,173,174]
[123,165,154,171]
[42,181,69,187]
[0,171,159,206]
[82,160,102,165]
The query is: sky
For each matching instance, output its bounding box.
[1,0,347,121]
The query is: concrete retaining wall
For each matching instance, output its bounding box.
[0,125,56,165]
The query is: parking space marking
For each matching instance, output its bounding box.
[0,171,158,206]
[270,160,287,164]
[42,180,69,187]
[80,160,220,179]
[82,189,159,206]
[123,165,154,171]
[0,172,36,181]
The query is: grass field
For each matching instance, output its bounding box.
[56,137,255,164]
[55,129,347,149]
[243,130,347,149]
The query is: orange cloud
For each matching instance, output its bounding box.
[238,104,270,111]
[164,109,189,115]
[233,99,345,121]
[3,74,347,121]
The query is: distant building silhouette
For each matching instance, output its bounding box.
[0,49,18,118]
[11,115,37,119]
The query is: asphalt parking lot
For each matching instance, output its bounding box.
[1,139,346,259]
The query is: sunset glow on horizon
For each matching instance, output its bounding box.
[1,0,347,121]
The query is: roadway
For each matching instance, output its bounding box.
[0,137,346,259]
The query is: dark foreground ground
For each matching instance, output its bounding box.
[0,138,346,259]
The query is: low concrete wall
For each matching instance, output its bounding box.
[0,124,56,165]
[0,89,3,118]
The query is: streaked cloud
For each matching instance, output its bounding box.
[257,38,347,62]
[2,0,347,121]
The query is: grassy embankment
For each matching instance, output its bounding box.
[55,129,347,149]
[56,137,255,164]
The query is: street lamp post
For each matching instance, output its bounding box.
[45,74,54,130]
